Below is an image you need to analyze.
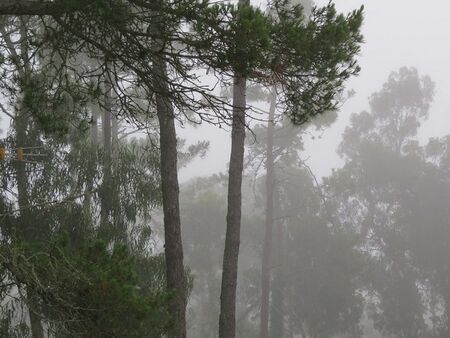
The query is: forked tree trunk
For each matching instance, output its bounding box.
[219,74,247,338]
[260,88,277,338]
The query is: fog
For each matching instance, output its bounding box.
[178,1,450,337]
[1,1,450,338]
[181,0,450,180]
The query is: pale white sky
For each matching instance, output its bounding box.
[179,0,450,181]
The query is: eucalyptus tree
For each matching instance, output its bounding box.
[325,67,436,338]
[417,136,450,337]
[324,67,450,337]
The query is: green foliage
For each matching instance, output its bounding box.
[1,235,171,337]
[228,4,271,75]
[178,139,210,169]
[191,2,270,76]
[193,0,363,126]
[271,1,363,124]
[19,70,90,138]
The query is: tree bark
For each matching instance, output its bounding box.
[100,69,112,229]
[112,115,118,147]
[90,103,99,145]
[154,59,186,338]
[219,1,250,335]
[82,100,99,222]
[219,74,247,338]
[15,110,44,338]
[102,74,112,158]
[15,111,30,238]
[28,295,44,338]
[151,3,186,335]
[269,187,285,338]
[259,87,277,338]
[15,19,45,338]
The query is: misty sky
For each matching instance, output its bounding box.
[179,0,450,181]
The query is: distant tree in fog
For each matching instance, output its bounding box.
[325,67,448,338]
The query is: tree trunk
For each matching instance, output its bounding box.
[82,102,99,224]
[15,111,44,338]
[15,112,30,238]
[111,83,119,149]
[14,98,44,338]
[270,187,285,338]
[154,59,186,338]
[219,74,247,338]
[90,103,99,145]
[151,4,186,333]
[28,294,44,338]
[15,19,44,338]
[112,115,118,148]
[100,69,112,229]
[260,87,277,338]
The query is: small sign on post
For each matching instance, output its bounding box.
[16,147,24,161]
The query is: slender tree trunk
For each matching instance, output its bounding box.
[15,112,30,239]
[102,74,112,165]
[151,4,186,334]
[154,59,186,338]
[15,19,44,338]
[270,187,285,338]
[219,74,247,338]
[84,102,98,212]
[15,111,44,338]
[14,97,44,338]
[90,104,99,145]
[15,136,44,338]
[111,84,119,149]
[112,115,118,147]
[82,102,99,225]
[28,302,44,338]
[219,3,250,335]
[100,69,112,229]
[260,87,277,338]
